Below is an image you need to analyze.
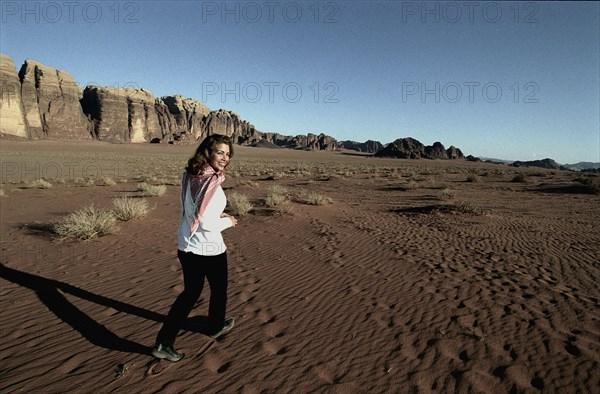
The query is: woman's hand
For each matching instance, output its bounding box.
[221,213,237,227]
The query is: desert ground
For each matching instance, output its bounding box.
[1,140,598,393]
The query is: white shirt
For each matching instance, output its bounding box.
[177,182,233,256]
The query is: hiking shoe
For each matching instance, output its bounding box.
[210,317,235,339]
[152,343,183,362]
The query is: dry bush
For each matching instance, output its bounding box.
[112,197,149,221]
[53,205,118,240]
[75,177,95,187]
[299,191,333,205]
[269,185,289,195]
[265,192,289,208]
[228,192,253,216]
[101,177,117,186]
[237,180,259,188]
[453,201,484,215]
[511,174,526,183]
[466,174,479,183]
[28,179,53,189]
[399,180,418,191]
[574,175,600,194]
[272,202,295,216]
[137,183,167,196]
[438,188,454,200]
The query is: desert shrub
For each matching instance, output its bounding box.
[228,192,253,216]
[137,183,167,196]
[273,202,295,216]
[438,188,454,201]
[466,174,478,183]
[265,171,286,180]
[28,179,52,189]
[265,192,289,208]
[75,177,95,187]
[269,185,289,195]
[162,178,181,186]
[400,180,418,191]
[112,197,149,221]
[53,205,118,240]
[574,175,600,193]
[238,180,259,188]
[453,201,484,215]
[511,174,526,183]
[300,192,333,206]
[101,177,117,186]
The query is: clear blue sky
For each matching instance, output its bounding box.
[2,1,599,163]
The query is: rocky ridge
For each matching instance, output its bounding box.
[374,137,465,160]
[1,54,464,158]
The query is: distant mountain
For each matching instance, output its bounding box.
[562,162,600,171]
[478,157,513,164]
[337,140,383,153]
[511,158,561,170]
[374,137,464,160]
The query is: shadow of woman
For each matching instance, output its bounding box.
[0,263,158,356]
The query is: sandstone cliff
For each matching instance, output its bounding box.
[18,60,91,139]
[81,85,162,143]
[0,54,28,138]
[1,54,469,157]
[161,95,210,140]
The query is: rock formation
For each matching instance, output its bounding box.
[200,109,257,144]
[446,146,464,160]
[0,54,467,157]
[374,137,464,160]
[161,95,210,139]
[18,60,91,139]
[0,54,28,138]
[81,86,164,143]
[511,158,561,170]
[338,140,384,153]
[375,137,425,159]
[424,141,447,159]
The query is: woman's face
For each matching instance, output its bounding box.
[209,143,231,172]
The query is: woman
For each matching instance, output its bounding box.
[153,134,238,362]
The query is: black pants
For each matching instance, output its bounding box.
[156,250,228,346]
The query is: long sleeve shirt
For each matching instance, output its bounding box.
[178,182,232,256]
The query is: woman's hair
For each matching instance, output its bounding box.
[186,134,234,174]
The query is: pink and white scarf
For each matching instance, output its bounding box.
[180,165,225,236]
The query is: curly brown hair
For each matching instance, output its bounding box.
[186,134,234,175]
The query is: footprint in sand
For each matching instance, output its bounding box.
[239,291,255,303]
[313,360,348,385]
[262,341,288,356]
[144,358,172,378]
[257,309,276,324]
[264,322,285,339]
[204,353,231,373]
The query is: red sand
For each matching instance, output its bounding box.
[1,141,598,393]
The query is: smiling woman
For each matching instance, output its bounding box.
[152,134,238,362]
